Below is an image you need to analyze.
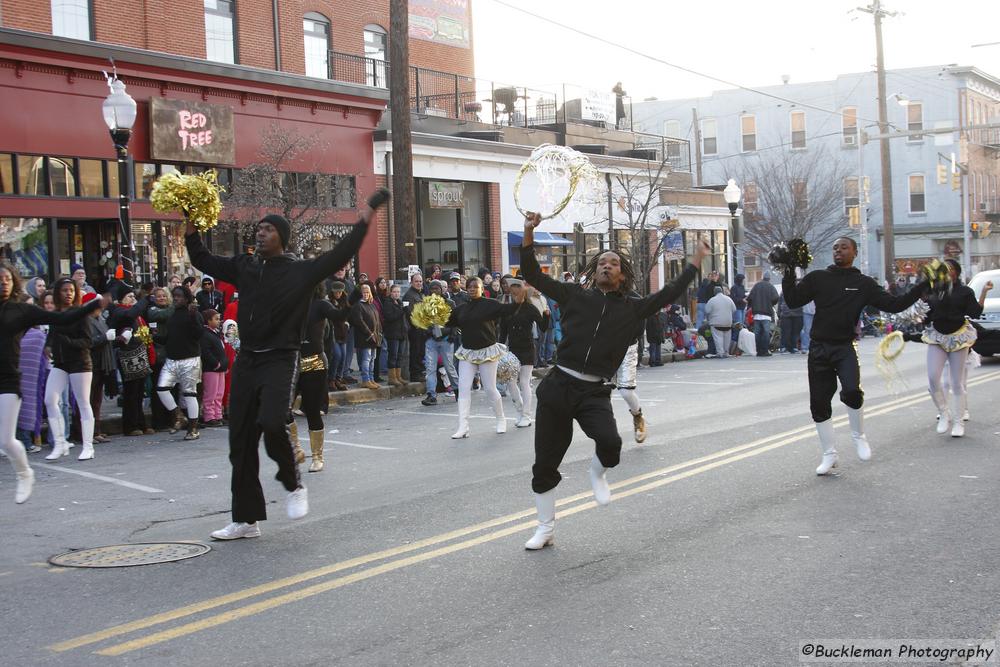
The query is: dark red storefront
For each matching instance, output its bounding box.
[0,29,387,286]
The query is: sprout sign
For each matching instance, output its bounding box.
[150,98,236,165]
[428,181,465,208]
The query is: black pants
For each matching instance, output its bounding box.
[532,368,622,493]
[228,350,301,523]
[781,315,803,351]
[407,329,427,380]
[807,341,863,423]
[121,377,147,432]
[297,369,326,432]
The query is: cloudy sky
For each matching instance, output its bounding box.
[472,0,1000,102]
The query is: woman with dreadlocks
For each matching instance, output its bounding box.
[518,213,710,550]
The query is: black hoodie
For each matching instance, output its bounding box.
[185,220,368,353]
[783,266,925,344]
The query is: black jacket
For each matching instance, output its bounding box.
[520,244,698,379]
[185,219,368,353]
[381,298,407,341]
[200,326,229,372]
[926,283,982,334]
[747,280,779,319]
[500,301,549,365]
[47,311,94,373]
[195,289,225,313]
[646,312,665,344]
[86,316,115,373]
[730,277,747,310]
[329,293,351,343]
[448,297,519,350]
[783,266,926,343]
[350,300,382,348]
[0,299,100,394]
[302,299,343,358]
[164,306,204,360]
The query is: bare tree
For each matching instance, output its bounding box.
[604,158,679,295]
[733,146,854,258]
[221,124,358,254]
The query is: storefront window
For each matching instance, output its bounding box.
[107,161,120,198]
[417,180,489,273]
[17,155,45,195]
[0,154,13,194]
[78,159,104,197]
[48,157,76,196]
[0,218,49,279]
[135,162,157,199]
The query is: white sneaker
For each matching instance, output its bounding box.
[287,486,309,520]
[210,522,260,540]
[77,444,95,461]
[496,418,507,434]
[589,455,611,506]
[951,421,965,438]
[515,416,532,428]
[936,413,952,435]
[15,468,35,504]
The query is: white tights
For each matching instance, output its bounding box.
[618,387,641,415]
[927,345,968,413]
[0,394,29,474]
[157,391,200,419]
[506,365,534,415]
[457,359,503,429]
[45,369,93,447]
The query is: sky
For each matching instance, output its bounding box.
[472,0,1000,102]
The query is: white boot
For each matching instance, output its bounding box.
[950,394,965,438]
[451,393,471,439]
[3,437,34,503]
[932,389,951,434]
[589,455,611,505]
[493,396,507,434]
[814,419,838,475]
[846,407,871,461]
[15,468,35,504]
[524,490,556,550]
[77,443,95,461]
[44,440,69,461]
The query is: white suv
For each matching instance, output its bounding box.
[968,269,1000,356]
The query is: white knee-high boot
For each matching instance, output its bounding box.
[524,489,556,550]
[44,410,69,460]
[589,454,611,505]
[452,393,471,439]
[814,419,838,475]
[493,394,507,434]
[846,407,871,461]
[931,388,951,434]
[950,393,965,438]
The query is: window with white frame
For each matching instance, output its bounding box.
[743,182,758,215]
[663,119,681,138]
[790,110,806,149]
[204,0,236,64]
[51,0,91,40]
[304,12,331,78]
[908,174,925,213]
[842,107,858,145]
[701,118,717,155]
[363,24,388,88]
[741,115,756,152]
[844,177,859,212]
[906,101,923,141]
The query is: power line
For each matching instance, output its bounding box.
[488,0,888,127]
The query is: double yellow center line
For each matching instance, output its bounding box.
[49,370,1000,656]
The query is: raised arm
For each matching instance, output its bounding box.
[634,239,711,318]
[184,227,241,285]
[519,212,571,305]
[302,189,390,285]
[978,280,994,308]
[782,271,814,309]
[24,299,102,328]
[867,279,927,313]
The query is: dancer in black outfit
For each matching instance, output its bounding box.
[0,262,102,503]
[499,279,549,428]
[519,213,710,549]
[185,189,388,541]
[782,237,927,475]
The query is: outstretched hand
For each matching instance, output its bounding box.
[692,239,712,266]
[524,212,542,230]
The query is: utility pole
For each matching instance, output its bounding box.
[859,0,897,282]
[858,126,869,275]
[389,0,416,279]
[691,107,703,186]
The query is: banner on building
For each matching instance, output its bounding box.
[581,89,615,124]
[428,181,465,208]
[150,98,236,165]
[409,0,471,49]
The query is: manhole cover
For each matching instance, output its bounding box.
[49,542,212,568]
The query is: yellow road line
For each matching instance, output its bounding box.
[52,371,1000,655]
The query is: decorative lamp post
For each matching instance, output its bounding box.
[102,73,138,288]
[723,178,742,278]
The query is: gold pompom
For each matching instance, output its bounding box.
[410,294,452,330]
[134,325,153,347]
[150,170,225,232]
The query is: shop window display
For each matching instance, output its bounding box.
[0,218,49,279]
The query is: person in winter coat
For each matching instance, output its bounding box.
[44,278,99,461]
[222,318,239,417]
[145,287,175,431]
[107,288,153,436]
[80,293,114,443]
[420,281,459,406]
[747,273,780,357]
[695,270,722,329]
[730,274,747,324]
[778,294,804,353]
[499,280,550,427]
[199,309,228,427]
[349,283,382,390]
[705,287,738,359]
[327,282,351,390]
[403,273,426,383]
[382,284,407,386]
[195,276,225,313]
[646,309,666,366]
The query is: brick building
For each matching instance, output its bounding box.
[0,0,475,284]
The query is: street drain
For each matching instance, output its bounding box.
[49,542,212,568]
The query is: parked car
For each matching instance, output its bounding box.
[967,269,1000,356]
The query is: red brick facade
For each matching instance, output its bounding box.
[1,1,475,78]
[485,182,502,273]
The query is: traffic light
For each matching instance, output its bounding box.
[937,164,948,185]
[952,173,961,191]
[848,206,860,227]
[971,221,992,239]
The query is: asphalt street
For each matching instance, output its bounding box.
[1,339,999,666]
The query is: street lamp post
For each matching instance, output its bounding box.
[723,178,742,280]
[102,74,138,289]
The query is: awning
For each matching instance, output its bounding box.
[507,231,574,247]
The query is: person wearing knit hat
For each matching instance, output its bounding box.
[184,188,390,541]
